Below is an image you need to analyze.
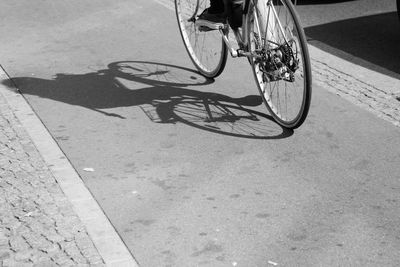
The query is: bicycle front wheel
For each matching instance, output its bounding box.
[175,0,228,78]
[248,0,312,129]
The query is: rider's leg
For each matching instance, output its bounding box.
[198,0,242,29]
[196,0,227,28]
[209,0,225,13]
[228,0,244,29]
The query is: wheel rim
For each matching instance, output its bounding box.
[250,0,309,126]
[176,0,226,76]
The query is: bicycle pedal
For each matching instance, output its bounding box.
[198,26,214,32]
[196,20,226,31]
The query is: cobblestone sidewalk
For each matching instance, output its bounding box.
[0,92,105,266]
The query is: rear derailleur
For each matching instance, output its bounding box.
[257,40,299,82]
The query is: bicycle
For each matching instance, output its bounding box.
[175,0,312,129]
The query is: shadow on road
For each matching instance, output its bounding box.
[3,61,293,139]
[306,12,400,79]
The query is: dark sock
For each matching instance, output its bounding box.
[209,0,224,14]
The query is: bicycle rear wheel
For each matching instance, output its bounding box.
[248,0,312,129]
[175,0,228,78]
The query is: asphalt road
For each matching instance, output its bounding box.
[1,0,400,266]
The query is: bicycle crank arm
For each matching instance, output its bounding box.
[219,28,239,58]
[237,50,263,59]
[218,28,263,60]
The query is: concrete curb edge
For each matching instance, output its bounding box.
[0,66,139,267]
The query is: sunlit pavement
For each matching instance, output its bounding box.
[0,0,399,266]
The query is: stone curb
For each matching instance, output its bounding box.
[0,66,139,267]
[309,45,400,128]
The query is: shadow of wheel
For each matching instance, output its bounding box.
[171,99,293,139]
[107,61,293,139]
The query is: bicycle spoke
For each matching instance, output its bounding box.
[175,0,227,77]
[249,0,311,128]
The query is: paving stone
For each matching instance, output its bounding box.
[52,253,75,266]
[2,258,32,267]
[9,236,30,252]
[32,260,56,267]
[0,251,10,260]
[0,86,105,266]
[312,57,400,127]
[13,250,33,262]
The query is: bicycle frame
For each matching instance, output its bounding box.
[177,0,311,128]
[219,0,291,58]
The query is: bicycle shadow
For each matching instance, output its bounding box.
[305,12,400,79]
[3,61,293,139]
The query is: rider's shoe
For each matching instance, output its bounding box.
[196,8,227,30]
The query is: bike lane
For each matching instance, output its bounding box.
[1,0,400,266]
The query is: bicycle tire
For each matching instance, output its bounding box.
[175,0,228,78]
[247,0,312,129]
